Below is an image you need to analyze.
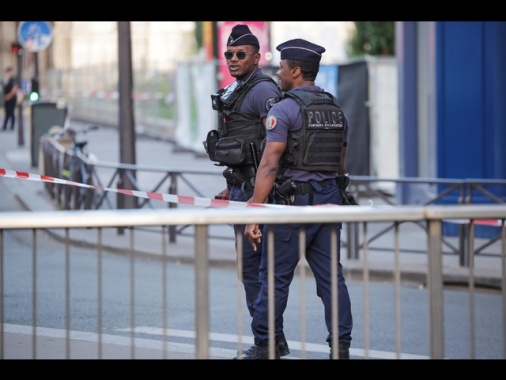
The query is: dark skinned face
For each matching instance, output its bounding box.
[224,45,260,80]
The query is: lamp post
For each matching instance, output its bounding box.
[12,37,25,147]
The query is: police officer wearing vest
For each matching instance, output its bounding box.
[204,25,290,358]
[240,38,353,359]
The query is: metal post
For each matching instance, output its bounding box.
[427,219,445,359]
[117,21,137,210]
[16,47,24,147]
[168,172,177,243]
[346,222,359,260]
[194,225,209,359]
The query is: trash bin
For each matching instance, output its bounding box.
[30,100,68,167]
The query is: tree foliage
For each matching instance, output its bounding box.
[195,22,204,50]
[348,22,395,57]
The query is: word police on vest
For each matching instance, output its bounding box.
[307,110,344,128]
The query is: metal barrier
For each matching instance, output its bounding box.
[0,205,505,359]
[39,134,506,267]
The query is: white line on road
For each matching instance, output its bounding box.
[3,323,429,359]
[119,326,429,359]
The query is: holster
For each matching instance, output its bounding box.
[222,167,246,187]
[337,175,358,205]
[272,180,296,205]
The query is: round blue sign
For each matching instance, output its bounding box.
[17,21,53,52]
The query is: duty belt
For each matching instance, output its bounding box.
[292,178,335,195]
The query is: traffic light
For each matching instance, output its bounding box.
[11,42,23,55]
[30,78,40,102]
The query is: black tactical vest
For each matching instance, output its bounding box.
[279,89,345,172]
[205,74,277,169]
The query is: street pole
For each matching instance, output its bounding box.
[34,51,39,83]
[117,21,137,213]
[16,52,24,146]
[15,21,24,147]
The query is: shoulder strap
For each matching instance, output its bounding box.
[284,89,339,107]
[222,74,278,110]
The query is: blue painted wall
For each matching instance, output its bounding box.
[437,22,506,185]
[398,21,506,237]
[396,22,419,203]
[437,22,506,237]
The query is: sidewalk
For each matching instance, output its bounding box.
[0,116,503,359]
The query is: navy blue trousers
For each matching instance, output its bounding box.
[2,99,16,130]
[229,181,261,317]
[251,181,353,346]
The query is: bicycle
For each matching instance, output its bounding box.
[56,125,99,210]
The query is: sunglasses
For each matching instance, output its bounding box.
[224,51,257,60]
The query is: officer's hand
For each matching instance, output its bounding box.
[244,223,262,251]
[215,188,230,200]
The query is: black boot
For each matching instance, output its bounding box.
[277,332,290,357]
[237,333,289,358]
[234,344,280,360]
[329,342,350,359]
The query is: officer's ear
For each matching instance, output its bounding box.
[291,66,302,79]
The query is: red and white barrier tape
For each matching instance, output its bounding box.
[0,168,299,209]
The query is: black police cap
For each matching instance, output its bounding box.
[227,25,260,48]
[276,38,325,63]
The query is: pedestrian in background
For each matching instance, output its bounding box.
[2,66,19,131]
[242,38,353,359]
[203,24,290,358]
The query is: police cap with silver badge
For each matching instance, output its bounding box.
[227,24,260,48]
[276,38,325,63]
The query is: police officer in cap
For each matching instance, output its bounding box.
[240,38,353,359]
[204,25,289,357]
